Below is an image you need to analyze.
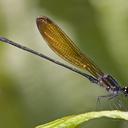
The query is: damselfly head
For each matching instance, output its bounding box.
[121,86,128,96]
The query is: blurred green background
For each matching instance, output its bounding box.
[0,0,128,128]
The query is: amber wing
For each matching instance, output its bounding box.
[36,16,104,78]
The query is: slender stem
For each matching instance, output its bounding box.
[0,36,98,84]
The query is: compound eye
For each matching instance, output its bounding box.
[122,87,128,96]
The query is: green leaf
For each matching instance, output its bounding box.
[35,110,128,128]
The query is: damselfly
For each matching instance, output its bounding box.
[0,16,128,107]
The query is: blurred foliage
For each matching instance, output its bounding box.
[0,0,128,128]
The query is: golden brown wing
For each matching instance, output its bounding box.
[36,16,104,78]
